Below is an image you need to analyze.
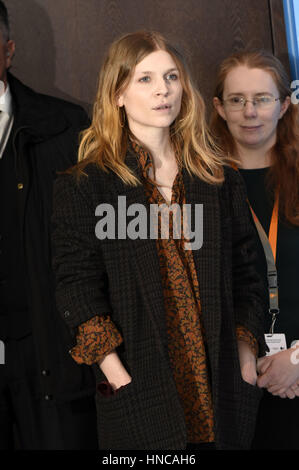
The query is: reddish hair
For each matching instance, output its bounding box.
[210,49,299,225]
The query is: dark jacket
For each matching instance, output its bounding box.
[8,73,95,403]
[52,152,267,450]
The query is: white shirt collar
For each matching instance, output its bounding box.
[0,83,13,116]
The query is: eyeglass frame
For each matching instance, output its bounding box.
[221,95,282,111]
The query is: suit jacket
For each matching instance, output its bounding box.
[6,72,95,404]
[52,150,267,449]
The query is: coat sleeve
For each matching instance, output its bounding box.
[51,172,114,336]
[225,168,267,357]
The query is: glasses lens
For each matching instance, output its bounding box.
[255,96,275,108]
[224,95,278,110]
[225,97,244,110]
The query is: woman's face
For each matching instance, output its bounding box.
[214,65,290,152]
[117,49,183,138]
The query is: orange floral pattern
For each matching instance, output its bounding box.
[70,315,123,365]
[236,325,258,356]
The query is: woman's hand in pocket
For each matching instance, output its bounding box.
[98,349,132,391]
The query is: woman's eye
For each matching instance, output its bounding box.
[257,96,271,103]
[166,73,178,81]
[230,96,243,104]
[139,76,150,83]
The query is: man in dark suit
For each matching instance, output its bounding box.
[0,1,97,449]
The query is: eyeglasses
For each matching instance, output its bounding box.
[222,95,281,111]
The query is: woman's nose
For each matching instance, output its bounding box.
[155,78,169,96]
[243,100,258,117]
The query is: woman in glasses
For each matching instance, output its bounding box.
[211,50,299,449]
[52,33,266,450]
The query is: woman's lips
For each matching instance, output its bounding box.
[241,125,262,131]
[152,104,172,111]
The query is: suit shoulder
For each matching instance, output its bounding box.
[9,73,89,125]
[35,92,88,122]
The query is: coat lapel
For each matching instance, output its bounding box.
[112,150,169,351]
[182,169,221,371]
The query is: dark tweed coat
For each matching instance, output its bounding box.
[52,150,267,450]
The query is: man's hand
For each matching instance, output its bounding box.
[238,340,257,385]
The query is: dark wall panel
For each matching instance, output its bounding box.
[270,0,290,74]
[6,0,287,115]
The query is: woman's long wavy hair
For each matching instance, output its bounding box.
[74,30,225,185]
[210,49,299,225]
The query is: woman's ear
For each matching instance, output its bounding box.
[117,93,124,107]
[279,95,291,119]
[213,96,227,121]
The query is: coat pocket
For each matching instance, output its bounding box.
[96,380,133,400]
[95,378,141,449]
[239,377,264,398]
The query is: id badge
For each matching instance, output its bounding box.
[264,333,287,356]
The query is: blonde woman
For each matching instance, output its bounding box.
[52,31,266,450]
